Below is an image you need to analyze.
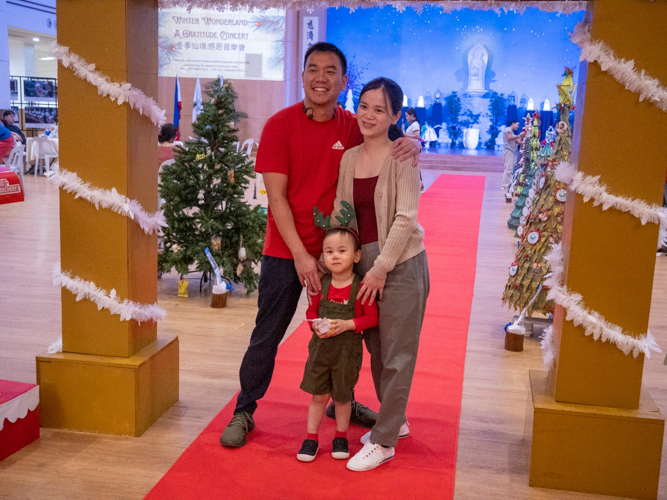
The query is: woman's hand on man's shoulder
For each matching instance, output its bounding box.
[392,137,420,166]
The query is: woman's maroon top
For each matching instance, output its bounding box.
[353,176,379,246]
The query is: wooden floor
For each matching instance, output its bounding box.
[1,172,666,499]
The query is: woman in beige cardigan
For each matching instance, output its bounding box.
[331,78,430,472]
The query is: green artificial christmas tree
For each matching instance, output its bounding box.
[514,138,553,239]
[508,114,540,230]
[502,70,575,315]
[159,79,266,293]
[513,114,533,198]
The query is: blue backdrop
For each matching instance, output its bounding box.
[326,6,584,112]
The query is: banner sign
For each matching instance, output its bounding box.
[24,107,58,129]
[302,17,318,59]
[23,79,56,102]
[158,7,286,81]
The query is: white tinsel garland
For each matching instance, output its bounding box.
[555,162,667,247]
[542,244,661,359]
[571,22,667,113]
[50,42,166,128]
[540,325,555,371]
[51,168,166,236]
[47,338,63,354]
[54,264,167,324]
[158,0,586,14]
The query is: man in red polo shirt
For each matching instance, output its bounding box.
[221,43,419,448]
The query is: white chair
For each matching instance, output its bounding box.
[4,144,25,191]
[232,141,240,153]
[32,136,58,176]
[240,138,254,157]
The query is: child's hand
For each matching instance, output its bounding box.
[312,318,331,338]
[327,319,355,337]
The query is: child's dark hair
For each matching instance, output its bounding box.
[324,227,360,252]
[304,42,347,75]
[359,77,404,141]
[506,119,519,127]
[158,123,178,143]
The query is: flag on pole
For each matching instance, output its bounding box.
[192,77,203,124]
[173,75,182,140]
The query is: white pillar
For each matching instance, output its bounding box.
[0,0,10,109]
[24,43,35,76]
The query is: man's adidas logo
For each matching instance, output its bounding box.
[332,141,344,150]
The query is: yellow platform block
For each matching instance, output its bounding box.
[36,336,179,437]
[528,370,664,499]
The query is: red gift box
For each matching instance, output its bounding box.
[0,166,25,205]
[0,380,40,461]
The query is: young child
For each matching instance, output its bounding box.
[297,228,379,462]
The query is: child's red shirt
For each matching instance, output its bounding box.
[306,282,379,333]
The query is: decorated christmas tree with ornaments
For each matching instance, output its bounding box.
[159,79,266,293]
[508,113,541,231]
[502,69,575,315]
[514,136,554,239]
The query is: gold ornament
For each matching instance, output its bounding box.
[228,170,235,184]
[211,236,222,252]
[195,153,207,161]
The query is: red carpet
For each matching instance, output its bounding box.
[146,174,485,500]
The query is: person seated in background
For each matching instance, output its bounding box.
[158,123,178,168]
[2,110,25,144]
[0,122,16,162]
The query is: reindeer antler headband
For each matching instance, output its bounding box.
[314,201,360,246]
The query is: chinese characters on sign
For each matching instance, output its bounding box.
[159,7,286,81]
[302,17,319,62]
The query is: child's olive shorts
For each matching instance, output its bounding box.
[300,331,363,403]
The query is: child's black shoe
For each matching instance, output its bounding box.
[297,439,318,462]
[331,437,349,459]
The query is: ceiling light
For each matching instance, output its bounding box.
[39,56,56,61]
[33,37,40,42]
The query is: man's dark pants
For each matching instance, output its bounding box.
[235,255,303,415]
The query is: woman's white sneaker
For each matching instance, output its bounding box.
[346,441,395,471]
[360,422,409,444]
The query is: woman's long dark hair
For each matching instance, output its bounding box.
[158,123,178,144]
[359,77,404,141]
[406,107,420,129]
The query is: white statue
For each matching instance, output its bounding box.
[438,123,452,147]
[467,44,488,94]
[422,124,437,149]
[495,125,506,150]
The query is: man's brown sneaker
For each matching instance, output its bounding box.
[220,412,255,448]
[326,400,377,428]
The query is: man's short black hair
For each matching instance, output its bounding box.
[3,110,15,118]
[304,42,347,75]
